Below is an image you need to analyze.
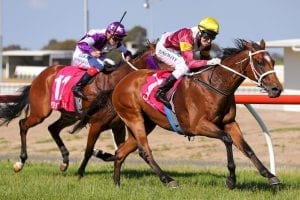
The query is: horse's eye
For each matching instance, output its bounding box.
[256,61,264,68]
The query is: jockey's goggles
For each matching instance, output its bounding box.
[201,31,216,41]
[112,35,124,42]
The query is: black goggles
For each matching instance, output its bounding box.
[112,36,123,42]
[201,31,216,41]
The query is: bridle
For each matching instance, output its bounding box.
[218,50,276,87]
[122,48,276,96]
[189,49,276,96]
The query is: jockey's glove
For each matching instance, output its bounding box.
[207,58,221,65]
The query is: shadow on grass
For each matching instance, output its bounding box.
[236,180,299,192]
[17,160,296,192]
[83,167,225,179]
[82,167,300,192]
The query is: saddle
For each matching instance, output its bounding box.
[141,71,184,134]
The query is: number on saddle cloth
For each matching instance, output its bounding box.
[141,71,181,113]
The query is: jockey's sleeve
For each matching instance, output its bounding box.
[181,50,208,68]
[77,36,95,54]
[176,31,208,68]
[77,30,107,54]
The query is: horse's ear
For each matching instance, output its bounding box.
[146,39,150,47]
[147,40,156,51]
[260,39,266,49]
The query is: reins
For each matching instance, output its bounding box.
[122,48,276,96]
[122,42,157,71]
[122,53,139,70]
[187,49,276,96]
[187,66,231,96]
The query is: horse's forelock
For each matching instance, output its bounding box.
[250,41,262,51]
[222,39,247,59]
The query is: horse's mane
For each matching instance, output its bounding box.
[222,39,260,60]
[131,41,156,60]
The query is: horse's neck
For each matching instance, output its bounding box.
[131,51,152,70]
[210,54,249,95]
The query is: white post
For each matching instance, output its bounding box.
[143,0,154,40]
[244,104,276,175]
[83,0,89,34]
[0,0,3,81]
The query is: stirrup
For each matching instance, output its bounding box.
[156,95,171,109]
[72,86,87,100]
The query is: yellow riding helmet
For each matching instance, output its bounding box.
[198,17,220,34]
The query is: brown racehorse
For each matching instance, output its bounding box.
[111,39,283,188]
[0,42,165,177]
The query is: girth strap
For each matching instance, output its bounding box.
[164,106,184,134]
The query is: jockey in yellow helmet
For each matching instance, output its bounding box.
[155,17,221,108]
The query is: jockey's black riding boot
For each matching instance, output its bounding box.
[155,74,177,108]
[72,72,92,99]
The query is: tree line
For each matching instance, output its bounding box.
[3,25,282,64]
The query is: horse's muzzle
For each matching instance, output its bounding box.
[266,86,282,98]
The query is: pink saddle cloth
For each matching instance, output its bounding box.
[141,71,181,114]
[50,66,85,112]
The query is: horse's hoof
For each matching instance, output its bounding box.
[103,155,116,162]
[269,176,281,186]
[166,180,179,188]
[114,181,121,187]
[93,150,115,162]
[13,161,24,173]
[59,163,69,172]
[78,174,83,180]
[225,177,236,189]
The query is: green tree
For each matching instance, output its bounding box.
[3,44,24,50]
[42,39,77,50]
[124,26,147,43]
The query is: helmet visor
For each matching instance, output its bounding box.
[201,30,217,41]
[112,35,124,42]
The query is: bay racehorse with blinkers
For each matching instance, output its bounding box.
[0,42,167,177]
[111,39,283,188]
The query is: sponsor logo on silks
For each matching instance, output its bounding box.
[179,42,192,51]
[158,49,178,62]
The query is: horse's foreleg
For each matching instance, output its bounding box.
[220,132,236,189]
[114,135,177,188]
[114,133,138,186]
[193,121,237,189]
[78,123,103,177]
[226,122,281,186]
[138,145,178,188]
[48,116,76,172]
[127,125,178,188]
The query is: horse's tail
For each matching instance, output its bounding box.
[0,85,31,126]
[70,89,113,134]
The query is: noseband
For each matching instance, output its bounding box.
[248,50,276,86]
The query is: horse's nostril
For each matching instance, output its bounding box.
[268,87,282,98]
